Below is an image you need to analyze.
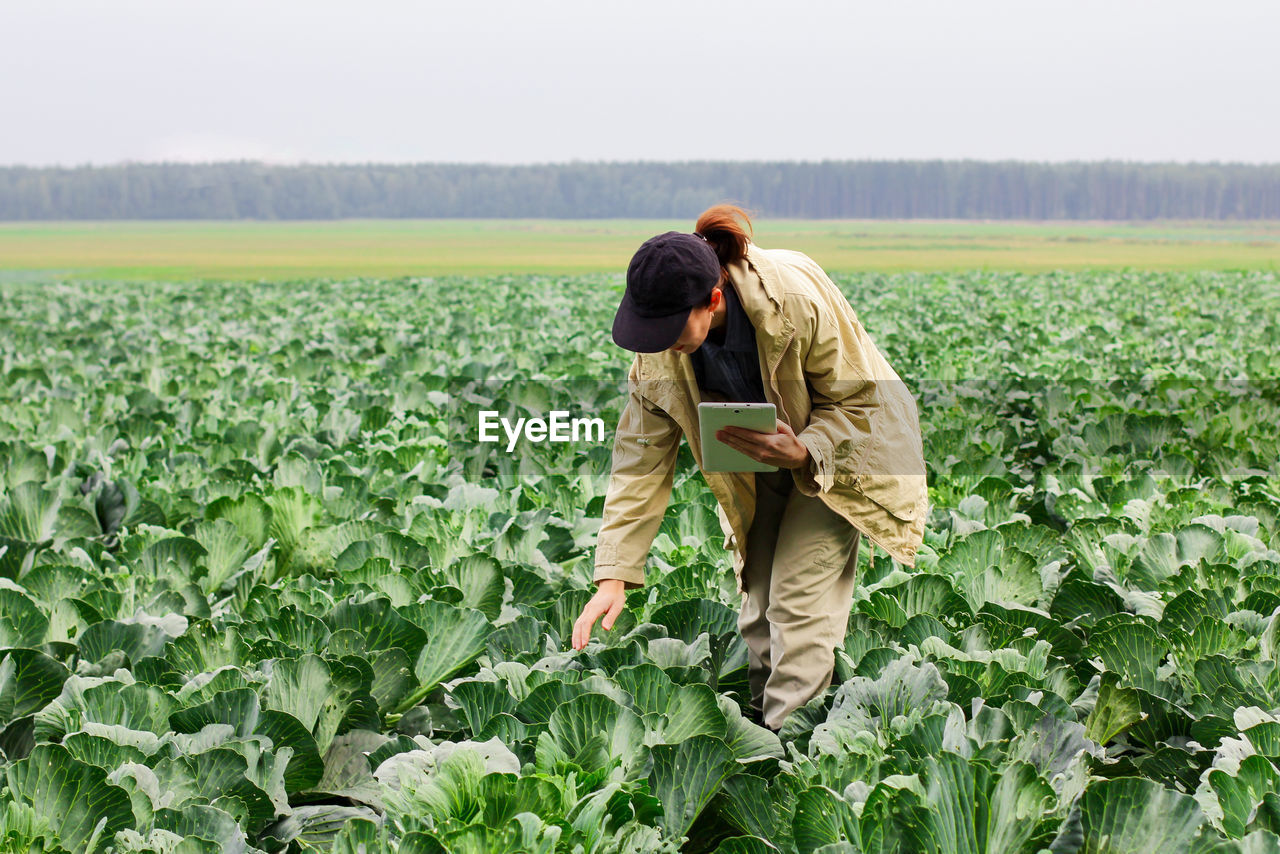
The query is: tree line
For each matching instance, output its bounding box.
[1,160,1277,220]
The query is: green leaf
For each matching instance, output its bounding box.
[718,774,780,841]
[77,614,188,666]
[1090,619,1168,697]
[882,573,972,622]
[450,680,518,737]
[1049,574,1123,629]
[62,731,149,769]
[368,647,416,715]
[1008,714,1098,785]
[441,554,506,620]
[192,518,252,594]
[1177,524,1225,569]
[266,486,324,555]
[543,691,646,778]
[150,748,277,834]
[1132,532,1181,586]
[263,653,365,755]
[0,443,51,489]
[1211,754,1280,839]
[205,493,272,551]
[941,530,1043,610]
[36,679,175,743]
[399,601,490,712]
[325,596,427,660]
[4,742,135,852]
[0,587,48,648]
[714,837,780,854]
[1055,776,1216,853]
[258,604,331,652]
[650,734,738,838]
[486,614,552,664]
[1084,672,1144,745]
[650,598,741,643]
[792,785,860,854]
[167,687,326,795]
[328,817,392,854]
[303,729,389,807]
[56,504,102,539]
[0,482,60,542]
[515,679,582,725]
[816,655,949,748]
[152,804,250,852]
[140,537,208,578]
[17,563,98,608]
[906,754,1055,854]
[163,619,247,674]
[613,663,726,744]
[0,648,69,724]
[717,695,784,763]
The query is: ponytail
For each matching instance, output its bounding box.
[694,204,754,270]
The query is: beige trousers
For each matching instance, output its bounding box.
[738,468,861,730]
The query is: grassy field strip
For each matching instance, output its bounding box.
[1,219,1278,279]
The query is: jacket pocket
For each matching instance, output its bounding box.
[836,395,926,522]
[842,471,926,522]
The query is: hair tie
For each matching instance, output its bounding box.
[694,232,709,242]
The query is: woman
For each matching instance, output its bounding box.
[572,205,928,733]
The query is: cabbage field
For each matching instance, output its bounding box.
[1,269,1280,853]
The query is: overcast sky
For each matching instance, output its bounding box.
[2,0,1276,166]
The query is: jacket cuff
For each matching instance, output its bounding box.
[592,564,646,590]
[794,431,835,495]
[592,543,646,590]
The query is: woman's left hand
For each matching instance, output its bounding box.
[716,419,812,470]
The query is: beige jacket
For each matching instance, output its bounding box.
[593,243,928,594]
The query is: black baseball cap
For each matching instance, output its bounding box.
[612,231,721,353]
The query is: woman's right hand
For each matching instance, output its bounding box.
[572,579,627,650]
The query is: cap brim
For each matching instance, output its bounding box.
[611,292,691,353]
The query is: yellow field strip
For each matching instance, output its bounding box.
[0,219,1277,279]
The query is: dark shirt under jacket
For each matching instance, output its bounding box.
[689,282,768,404]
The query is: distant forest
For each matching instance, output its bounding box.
[2,160,1278,220]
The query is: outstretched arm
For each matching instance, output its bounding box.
[574,359,682,648]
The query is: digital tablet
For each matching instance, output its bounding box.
[698,402,779,473]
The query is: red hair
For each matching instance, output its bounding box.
[695,203,754,271]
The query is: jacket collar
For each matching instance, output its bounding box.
[709,279,756,354]
[728,244,794,373]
